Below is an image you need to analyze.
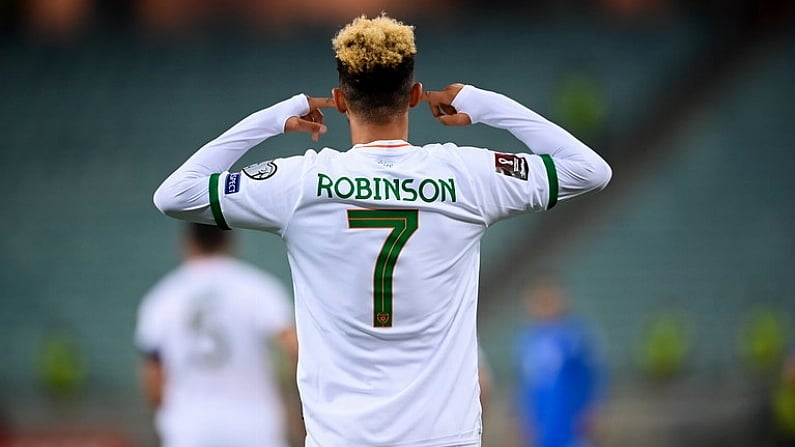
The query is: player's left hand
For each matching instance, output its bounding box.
[423,83,472,127]
[285,96,336,142]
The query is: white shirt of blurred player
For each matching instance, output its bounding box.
[135,255,292,447]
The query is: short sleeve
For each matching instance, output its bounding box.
[458,146,558,225]
[209,153,311,235]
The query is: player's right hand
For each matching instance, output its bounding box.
[285,96,336,142]
[423,83,472,127]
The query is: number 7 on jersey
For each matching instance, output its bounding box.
[347,209,419,327]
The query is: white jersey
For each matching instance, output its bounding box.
[153,85,611,447]
[135,255,292,447]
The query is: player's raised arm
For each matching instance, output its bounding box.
[153,95,333,222]
[425,84,612,202]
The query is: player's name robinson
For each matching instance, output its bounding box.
[316,173,457,203]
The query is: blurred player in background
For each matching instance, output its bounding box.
[514,277,606,447]
[153,14,611,447]
[135,223,298,447]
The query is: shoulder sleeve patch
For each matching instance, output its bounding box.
[243,160,278,180]
[494,153,528,181]
[224,172,241,194]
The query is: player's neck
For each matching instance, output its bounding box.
[184,246,229,261]
[348,113,409,146]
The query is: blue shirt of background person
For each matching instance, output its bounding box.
[514,278,605,447]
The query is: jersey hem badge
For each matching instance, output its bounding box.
[494,153,528,181]
[243,160,278,180]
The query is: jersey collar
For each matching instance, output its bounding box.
[353,140,412,150]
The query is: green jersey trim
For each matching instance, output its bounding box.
[209,173,231,230]
[540,154,559,209]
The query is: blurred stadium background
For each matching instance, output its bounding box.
[1,0,794,446]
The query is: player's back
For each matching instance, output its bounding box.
[281,141,508,446]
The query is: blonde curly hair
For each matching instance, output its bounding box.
[332,14,417,123]
[332,14,416,74]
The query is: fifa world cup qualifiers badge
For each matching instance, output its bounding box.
[494,153,528,181]
[243,160,278,180]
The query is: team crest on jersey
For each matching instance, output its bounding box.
[243,160,277,180]
[225,172,241,194]
[494,153,528,181]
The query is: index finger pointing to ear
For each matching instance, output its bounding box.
[309,97,336,109]
[421,91,435,103]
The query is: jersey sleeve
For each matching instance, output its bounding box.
[153,94,311,228]
[209,153,311,235]
[451,85,611,225]
[457,146,556,225]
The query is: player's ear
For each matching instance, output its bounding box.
[409,82,423,108]
[332,88,347,114]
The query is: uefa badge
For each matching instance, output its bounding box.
[243,160,278,180]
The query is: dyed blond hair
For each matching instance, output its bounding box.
[332,14,416,74]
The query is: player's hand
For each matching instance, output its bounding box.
[423,83,472,126]
[285,96,336,142]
